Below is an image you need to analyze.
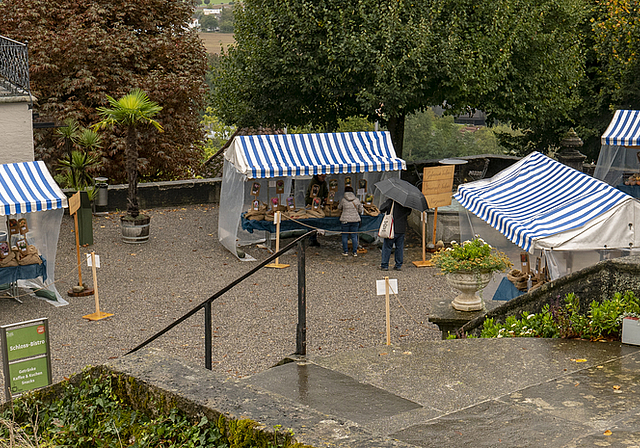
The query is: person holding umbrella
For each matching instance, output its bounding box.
[379,199,412,270]
[374,178,429,271]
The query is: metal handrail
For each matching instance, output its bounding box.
[0,35,31,98]
[126,230,315,369]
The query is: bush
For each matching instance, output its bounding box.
[477,291,640,341]
[1,370,300,448]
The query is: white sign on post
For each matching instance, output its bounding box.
[86,253,101,268]
[376,279,398,295]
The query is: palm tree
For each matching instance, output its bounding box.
[58,150,101,194]
[56,121,102,196]
[94,89,163,219]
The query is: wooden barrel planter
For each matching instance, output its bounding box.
[120,215,151,244]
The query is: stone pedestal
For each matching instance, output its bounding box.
[557,150,587,172]
[428,300,502,339]
[557,128,586,172]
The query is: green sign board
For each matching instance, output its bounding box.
[5,323,48,361]
[1,318,52,400]
[8,356,50,394]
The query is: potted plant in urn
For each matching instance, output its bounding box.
[93,89,163,243]
[431,237,512,311]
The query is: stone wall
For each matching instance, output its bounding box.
[70,178,222,212]
[461,255,640,336]
[0,97,34,164]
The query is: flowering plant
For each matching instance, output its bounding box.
[431,238,513,274]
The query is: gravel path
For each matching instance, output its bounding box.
[0,204,451,401]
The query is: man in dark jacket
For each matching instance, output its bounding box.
[305,174,328,246]
[379,198,412,271]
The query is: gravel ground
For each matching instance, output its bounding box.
[0,204,451,401]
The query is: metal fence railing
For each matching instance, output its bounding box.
[0,35,31,98]
[127,230,316,368]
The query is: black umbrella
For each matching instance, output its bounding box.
[374,178,429,212]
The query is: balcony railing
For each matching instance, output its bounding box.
[0,35,31,98]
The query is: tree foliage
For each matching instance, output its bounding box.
[218,7,235,33]
[403,109,509,162]
[201,107,236,159]
[210,0,585,158]
[593,0,640,108]
[201,14,219,32]
[0,0,209,183]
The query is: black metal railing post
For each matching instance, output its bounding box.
[127,231,316,370]
[205,301,212,370]
[296,236,308,355]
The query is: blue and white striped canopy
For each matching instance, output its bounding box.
[226,131,406,179]
[454,152,631,252]
[602,110,640,146]
[0,161,68,215]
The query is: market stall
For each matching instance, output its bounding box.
[219,131,406,259]
[594,109,640,194]
[0,161,69,305]
[455,151,640,280]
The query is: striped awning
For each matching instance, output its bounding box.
[225,131,406,179]
[601,110,640,146]
[0,161,68,215]
[454,152,631,252]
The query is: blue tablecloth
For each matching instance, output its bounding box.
[0,258,47,285]
[492,276,524,302]
[616,184,640,199]
[242,213,383,234]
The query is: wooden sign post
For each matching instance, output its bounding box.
[413,165,454,267]
[385,278,391,345]
[82,252,113,321]
[376,278,398,346]
[266,211,289,269]
[68,192,93,297]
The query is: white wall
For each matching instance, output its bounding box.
[0,98,34,164]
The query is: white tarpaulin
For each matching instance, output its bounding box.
[455,151,640,254]
[0,161,69,305]
[595,110,640,186]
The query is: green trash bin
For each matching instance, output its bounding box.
[76,190,93,246]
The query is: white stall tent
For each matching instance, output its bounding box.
[219,131,406,259]
[455,151,640,280]
[594,109,640,186]
[0,161,69,305]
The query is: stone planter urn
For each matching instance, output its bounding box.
[446,271,492,311]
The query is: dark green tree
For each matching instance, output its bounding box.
[219,7,234,33]
[403,109,505,162]
[0,0,208,183]
[210,0,585,158]
[200,14,219,32]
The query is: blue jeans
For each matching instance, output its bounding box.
[381,233,405,269]
[341,222,359,254]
